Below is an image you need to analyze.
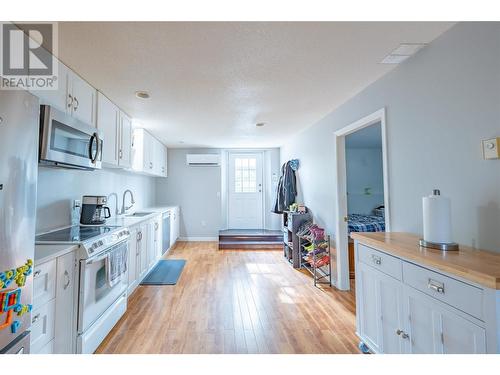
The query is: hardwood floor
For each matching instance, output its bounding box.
[96,241,360,354]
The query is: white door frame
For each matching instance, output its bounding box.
[225,150,266,229]
[334,108,390,291]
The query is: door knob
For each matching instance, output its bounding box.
[343,216,348,222]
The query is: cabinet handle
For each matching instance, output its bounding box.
[67,94,73,108]
[371,254,382,265]
[33,270,41,278]
[32,313,41,324]
[63,270,70,290]
[73,97,79,111]
[427,279,445,294]
[150,162,153,169]
[119,149,123,159]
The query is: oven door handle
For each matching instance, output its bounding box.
[86,252,109,265]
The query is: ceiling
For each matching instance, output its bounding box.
[346,122,382,149]
[58,22,454,148]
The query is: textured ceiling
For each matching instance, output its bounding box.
[58,22,454,148]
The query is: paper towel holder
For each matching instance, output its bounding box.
[420,189,459,251]
[419,239,459,251]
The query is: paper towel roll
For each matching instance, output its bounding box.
[422,190,453,244]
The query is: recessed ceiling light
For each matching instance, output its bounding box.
[135,91,150,99]
[256,122,265,127]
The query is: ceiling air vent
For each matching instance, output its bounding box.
[186,154,221,166]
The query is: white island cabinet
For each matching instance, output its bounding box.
[353,232,500,354]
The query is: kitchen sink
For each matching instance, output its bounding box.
[126,212,153,217]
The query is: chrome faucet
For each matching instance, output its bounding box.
[107,192,119,217]
[121,189,135,215]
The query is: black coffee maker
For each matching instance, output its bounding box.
[80,195,111,225]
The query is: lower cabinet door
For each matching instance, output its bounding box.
[127,227,138,293]
[54,251,76,353]
[403,287,441,353]
[402,286,486,354]
[356,262,381,352]
[440,304,486,354]
[378,272,405,354]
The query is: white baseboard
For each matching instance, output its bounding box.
[178,236,218,242]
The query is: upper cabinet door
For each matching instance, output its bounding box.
[29,57,69,113]
[69,71,96,127]
[97,92,119,167]
[119,112,132,169]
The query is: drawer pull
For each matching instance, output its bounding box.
[63,270,70,290]
[32,313,41,324]
[33,270,41,278]
[428,279,445,294]
[371,254,382,265]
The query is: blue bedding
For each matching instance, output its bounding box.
[348,214,385,233]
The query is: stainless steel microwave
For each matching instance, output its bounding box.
[39,105,103,170]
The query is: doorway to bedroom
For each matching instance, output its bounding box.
[334,109,390,291]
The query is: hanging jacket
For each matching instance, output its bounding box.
[272,160,298,213]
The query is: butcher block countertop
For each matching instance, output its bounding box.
[351,232,500,290]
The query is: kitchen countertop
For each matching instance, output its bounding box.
[34,205,179,264]
[35,243,79,265]
[105,205,178,227]
[351,232,500,290]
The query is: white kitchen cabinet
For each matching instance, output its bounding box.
[32,248,77,354]
[356,262,381,352]
[29,56,69,113]
[97,92,133,169]
[139,222,149,280]
[97,92,119,166]
[127,225,139,295]
[119,112,133,168]
[29,57,96,127]
[403,286,486,354]
[170,207,180,247]
[354,240,492,354]
[68,70,96,127]
[150,216,162,263]
[132,128,168,177]
[54,251,77,354]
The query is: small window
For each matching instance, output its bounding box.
[235,157,257,193]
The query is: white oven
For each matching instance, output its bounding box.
[77,240,128,353]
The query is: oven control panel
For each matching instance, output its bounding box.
[82,228,130,258]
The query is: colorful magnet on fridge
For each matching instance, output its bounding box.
[10,320,20,334]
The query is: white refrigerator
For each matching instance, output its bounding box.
[0,90,39,353]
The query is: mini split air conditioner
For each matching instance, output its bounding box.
[186,154,221,166]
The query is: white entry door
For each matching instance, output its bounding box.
[228,152,264,229]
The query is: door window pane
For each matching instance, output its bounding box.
[235,157,257,193]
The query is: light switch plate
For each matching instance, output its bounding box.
[482,137,500,160]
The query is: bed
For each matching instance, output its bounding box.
[348,213,385,233]
[347,213,386,279]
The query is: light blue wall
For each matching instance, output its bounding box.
[346,148,384,215]
[281,22,500,252]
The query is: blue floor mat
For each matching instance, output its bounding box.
[140,259,186,285]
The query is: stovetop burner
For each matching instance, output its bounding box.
[35,225,119,243]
